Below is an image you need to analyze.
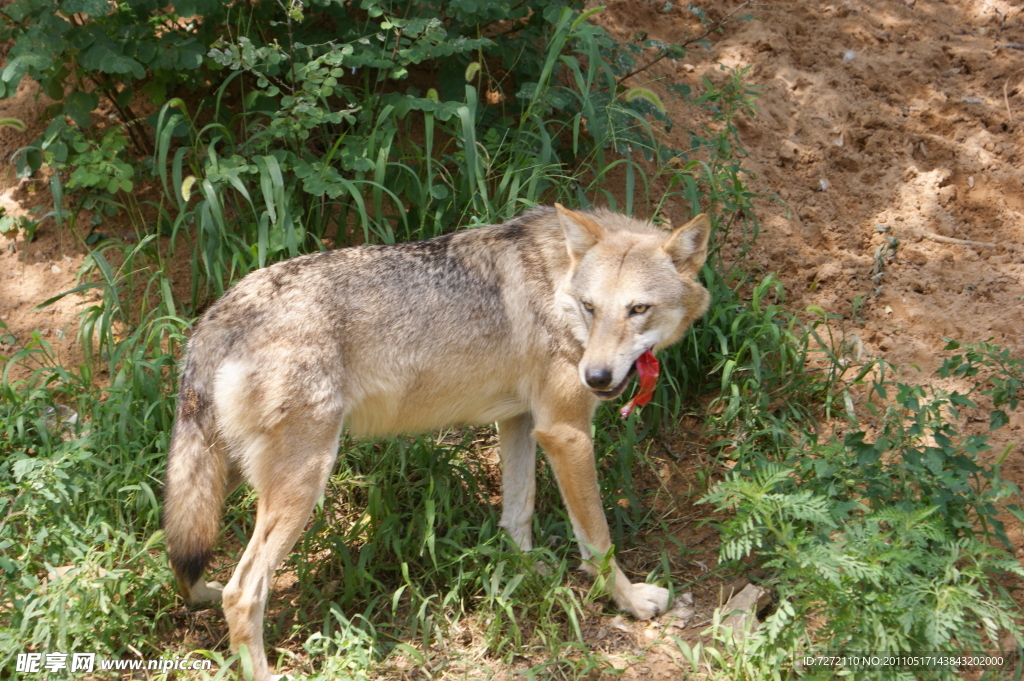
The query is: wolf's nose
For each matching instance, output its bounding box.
[585,367,613,390]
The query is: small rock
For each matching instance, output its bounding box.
[814,261,843,284]
[715,584,766,643]
[904,246,928,266]
[662,592,696,630]
[778,141,799,163]
[50,265,61,274]
[608,615,632,633]
[968,175,975,188]
[937,185,957,207]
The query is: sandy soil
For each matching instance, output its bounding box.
[1,0,1023,677]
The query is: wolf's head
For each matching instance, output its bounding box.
[555,204,711,400]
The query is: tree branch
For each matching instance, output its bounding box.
[616,1,753,86]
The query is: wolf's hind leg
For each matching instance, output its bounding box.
[220,414,342,681]
[498,413,537,551]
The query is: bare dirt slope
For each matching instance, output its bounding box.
[601,0,1024,365]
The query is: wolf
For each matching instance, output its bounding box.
[163,204,710,681]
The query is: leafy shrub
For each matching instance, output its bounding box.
[700,340,1024,679]
[0,323,179,664]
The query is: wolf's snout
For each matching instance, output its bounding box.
[584,366,614,390]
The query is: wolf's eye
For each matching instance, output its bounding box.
[581,300,595,313]
[630,304,650,315]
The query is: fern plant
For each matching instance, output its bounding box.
[702,341,1024,679]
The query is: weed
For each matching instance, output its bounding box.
[698,340,1024,679]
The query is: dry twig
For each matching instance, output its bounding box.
[903,228,996,250]
[1003,68,1024,123]
[616,1,754,85]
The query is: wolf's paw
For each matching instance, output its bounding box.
[503,521,533,552]
[615,582,670,621]
[188,579,224,604]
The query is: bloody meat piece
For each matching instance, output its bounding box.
[619,349,659,419]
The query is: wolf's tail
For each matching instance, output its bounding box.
[163,353,230,602]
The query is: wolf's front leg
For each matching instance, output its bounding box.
[498,413,537,550]
[533,419,669,620]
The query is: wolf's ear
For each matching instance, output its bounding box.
[555,203,606,261]
[662,213,710,276]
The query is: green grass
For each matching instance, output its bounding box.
[2,2,1023,679]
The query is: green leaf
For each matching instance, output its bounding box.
[63,0,111,14]
[48,141,68,163]
[81,41,144,76]
[17,148,42,178]
[990,409,1009,431]
[135,41,157,64]
[2,60,28,86]
[65,91,100,128]
[0,215,17,237]
[44,76,65,100]
[116,87,133,108]
[176,42,205,70]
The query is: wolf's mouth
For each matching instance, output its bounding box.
[592,362,638,400]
